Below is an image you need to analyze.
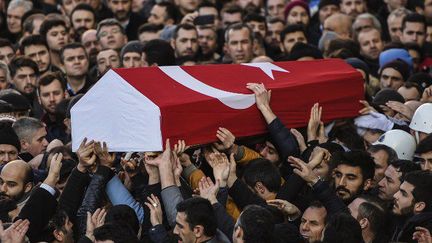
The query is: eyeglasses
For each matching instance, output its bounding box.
[99,27,122,38]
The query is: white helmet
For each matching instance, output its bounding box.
[409,103,432,134]
[373,129,416,160]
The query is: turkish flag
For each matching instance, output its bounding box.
[71,59,364,152]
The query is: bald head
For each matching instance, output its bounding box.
[324,13,353,39]
[0,160,34,201]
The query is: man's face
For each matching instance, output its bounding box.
[425,0,432,18]
[222,12,242,29]
[13,67,37,95]
[173,212,196,243]
[282,31,307,54]
[46,25,69,52]
[175,0,199,14]
[0,164,30,201]
[259,141,280,164]
[0,46,15,65]
[247,20,266,39]
[122,52,141,68]
[39,79,65,114]
[340,0,366,18]
[319,4,339,24]
[108,0,131,21]
[401,22,426,47]
[333,164,368,203]
[0,145,18,165]
[266,0,285,20]
[348,197,367,219]
[173,28,198,58]
[286,6,309,26]
[393,181,415,216]
[380,67,404,90]
[82,30,101,61]
[300,207,327,243]
[398,86,420,101]
[197,28,217,55]
[148,5,167,25]
[266,21,284,47]
[0,69,9,90]
[419,151,432,171]
[378,165,401,201]
[7,6,25,34]
[358,29,383,60]
[63,47,89,77]
[24,127,48,157]
[323,16,350,39]
[71,10,95,33]
[388,15,403,42]
[370,149,389,185]
[426,26,432,43]
[385,0,407,11]
[98,25,127,50]
[24,45,51,73]
[97,49,120,74]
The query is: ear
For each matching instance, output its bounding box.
[24,182,33,193]
[193,225,205,238]
[414,202,426,213]
[234,226,243,240]
[359,218,369,229]
[63,118,71,130]
[20,139,29,152]
[363,178,372,191]
[53,229,64,241]
[38,96,42,105]
[170,38,176,49]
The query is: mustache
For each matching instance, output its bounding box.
[335,186,350,194]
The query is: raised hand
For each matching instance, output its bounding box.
[213,128,235,152]
[85,208,106,241]
[307,103,322,142]
[144,194,163,226]
[94,141,115,168]
[267,199,301,221]
[421,86,432,103]
[172,153,183,186]
[288,156,320,186]
[413,226,432,243]
[145,139,171,168]
[359,100,377,115]
[227,154,237,188]
[76,138,97,172]
[173,140,189,156]
[246,83,271,110]
[0,219,30,243]
[207,151,230,187]
[386,101,414,120]
[44,153,63,188]
[290,128,307,153]
[198,177,219,204]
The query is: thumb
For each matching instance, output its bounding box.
[268,90,272,100]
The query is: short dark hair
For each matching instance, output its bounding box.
[137,23,164,35]
[357,202,386,235]
[243,13,266,24]
[46,210,69,242]
[9,57,39,78]
[322,213,363,243]
[280,24,306,42]
[243,158,281,193]
[39,19,68,39]
[60,43,87,63]
[155,2,177,22]
[142,39,175,66]
[237,205,275,243]
[368,144,398,165]
[176,197,217,237]
[38,71,67,95]
[221,3,243,16]
[70,3,95,21]
[105,205,140,235]
[93,223,139,243]
[96,18,126,39]
[332,150,375,181]
[403,170,432,212]
[173,23,197,40]
[416,133,432,154]
[0,38,14,50]
[267,17,285,26]
[390,159,421,182]
[20,35,49,54]
[402,13,426,32]
[198,0,217,13]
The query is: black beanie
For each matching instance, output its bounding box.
[346,57,371,84]
[407,72,432,91]
[0,93,31,112]
[372,88,405,107]
[0,124,21,151]
[288,42,323,61]
[319,0,340,9]
[380,59,410,82]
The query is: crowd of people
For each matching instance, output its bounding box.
[0,0,432,242]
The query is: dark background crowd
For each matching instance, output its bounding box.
[1,0,432,242]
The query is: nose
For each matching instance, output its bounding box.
[49,93,56,102]
[339,175,347,186]
[301,222,309,231]
[425,161,431,171]
[378,178,385,188]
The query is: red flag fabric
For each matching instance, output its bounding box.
[71,59,364,152]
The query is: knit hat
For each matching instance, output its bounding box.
[284,0,310,21]
[407,72,432,91]
[0,124,21,151]
[379,48,413,71]
[0,93,31,112]
[318,0,340,9]
[345,57,370,83]
[120,41,144,59]
[0,100,13,114]
[380,59,411,82]
[289,42,323,60]
[373,88,405,107]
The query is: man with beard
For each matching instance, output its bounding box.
[9,57,43,118]
[37,72,68,142]
[197,26,220,63]
[20,35,62,76]
[331,151,375,204]
[46,210,74,243]
[0,124,21,165]
[357,28,384,76]
[339,0,367,18]
[96,49,121,77]
[70,4,96,42]
[106,0,146,40]
[265,18,284,57]
[171,24,199,61]
[0,160,34,210]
